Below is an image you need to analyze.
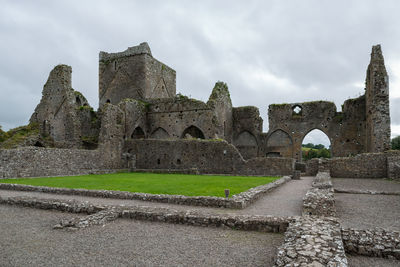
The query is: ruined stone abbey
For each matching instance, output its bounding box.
[31,43,390,158]
[0,42,396,179]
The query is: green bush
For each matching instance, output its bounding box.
[392,136,400,150]
[0,125,6,142]
[302,144,331,161]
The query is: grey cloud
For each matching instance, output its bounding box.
[1,0,400,147]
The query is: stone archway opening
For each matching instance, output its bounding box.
[181,126,205,139]
[301,129,331,161]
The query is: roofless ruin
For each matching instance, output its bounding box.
[0,43,396,179]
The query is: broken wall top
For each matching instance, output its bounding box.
[99,42,152,62]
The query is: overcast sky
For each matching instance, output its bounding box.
[1,0,400,146]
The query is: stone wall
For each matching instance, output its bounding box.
[330,153,387,178]
[305,158,319,176]
[99,42,176,107]
[365,45,391,153]
[266,99,366,161]
[342,228,400,259]
[29,65,99,149]
[0,147,123,179]
[232,106,263,159]
[274,216,348,266]
[0,195,291,233]
[387,155,400,180]
[125,139,294,176]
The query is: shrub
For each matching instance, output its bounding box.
[391,136,400,150]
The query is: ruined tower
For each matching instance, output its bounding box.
[365,45,391,152]
[98,42,176,107]
[30,65,99,149]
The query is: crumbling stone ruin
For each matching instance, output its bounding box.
[0,42,399,267]
[20,43,392,165]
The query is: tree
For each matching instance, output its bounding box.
[304,143,314,148]
[0,125,6,142]
[318,148,331,158]
[314,144,325,149]
[392,136,400,150]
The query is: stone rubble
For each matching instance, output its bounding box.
[0,195,292,233]
[342,228,400,259]
[303,171,336,217]
[312,171,333,189]
[303,188,336,217]
[274,216,348,267]
[334,188,400,196]
[54,208,120,229]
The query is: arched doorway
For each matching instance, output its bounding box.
[301,129,331,161]
[181,126,205,139]
[266,129,293,158]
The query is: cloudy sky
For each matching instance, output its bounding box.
[1,0,400,146]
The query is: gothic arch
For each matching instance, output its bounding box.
[301,128,332,160]
[266,129,293,158]
[181,125,205,139]
[131,127,145,139]
[150,127,170,139]
[235,131,257,146]
[234,130,258,159]
[301,128,331,145]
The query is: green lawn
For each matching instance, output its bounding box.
[0,172,280,197]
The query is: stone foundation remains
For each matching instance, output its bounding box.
[0,176,291,209]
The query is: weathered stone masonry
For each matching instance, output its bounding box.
[0,43,394,179]
[15,43,391,167]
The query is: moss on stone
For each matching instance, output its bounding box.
[0,123,39,149]
[208,81,231,105]
[333,113,344,122]
[81,135,98,144]
[270,103,289,107]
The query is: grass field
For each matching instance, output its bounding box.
[0,172,280,197]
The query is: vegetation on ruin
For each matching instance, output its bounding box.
[302,143,331,160]
[209,81,231,99]
[81,135,98,145]
[0,123,39,149]
[78,105,93,112]
[333,113,344,122]
[391,136,400,150]
[0,125,6,142]
[270,103,289,107]
[0,173,280,197]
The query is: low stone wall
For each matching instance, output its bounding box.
[342,228,400,259]
[303,171,336,217]
[274,216,348,266]
[0,195,292,233]
[330,153,387,178]
[126,139,294,176]
[312,171,332,189]
[305,158,319,176]
[0,176,291,209]
[387,155,400,180]
[334,188,400,196]
[0,147,124,179]
[303,188,336,217]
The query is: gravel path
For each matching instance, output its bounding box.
[0,177,312,216]
[336,193,400,231]
[0,205,283,267]
[347,255,400,267]
[333,178,400,192]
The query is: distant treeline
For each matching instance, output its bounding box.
[301,143,331,161]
